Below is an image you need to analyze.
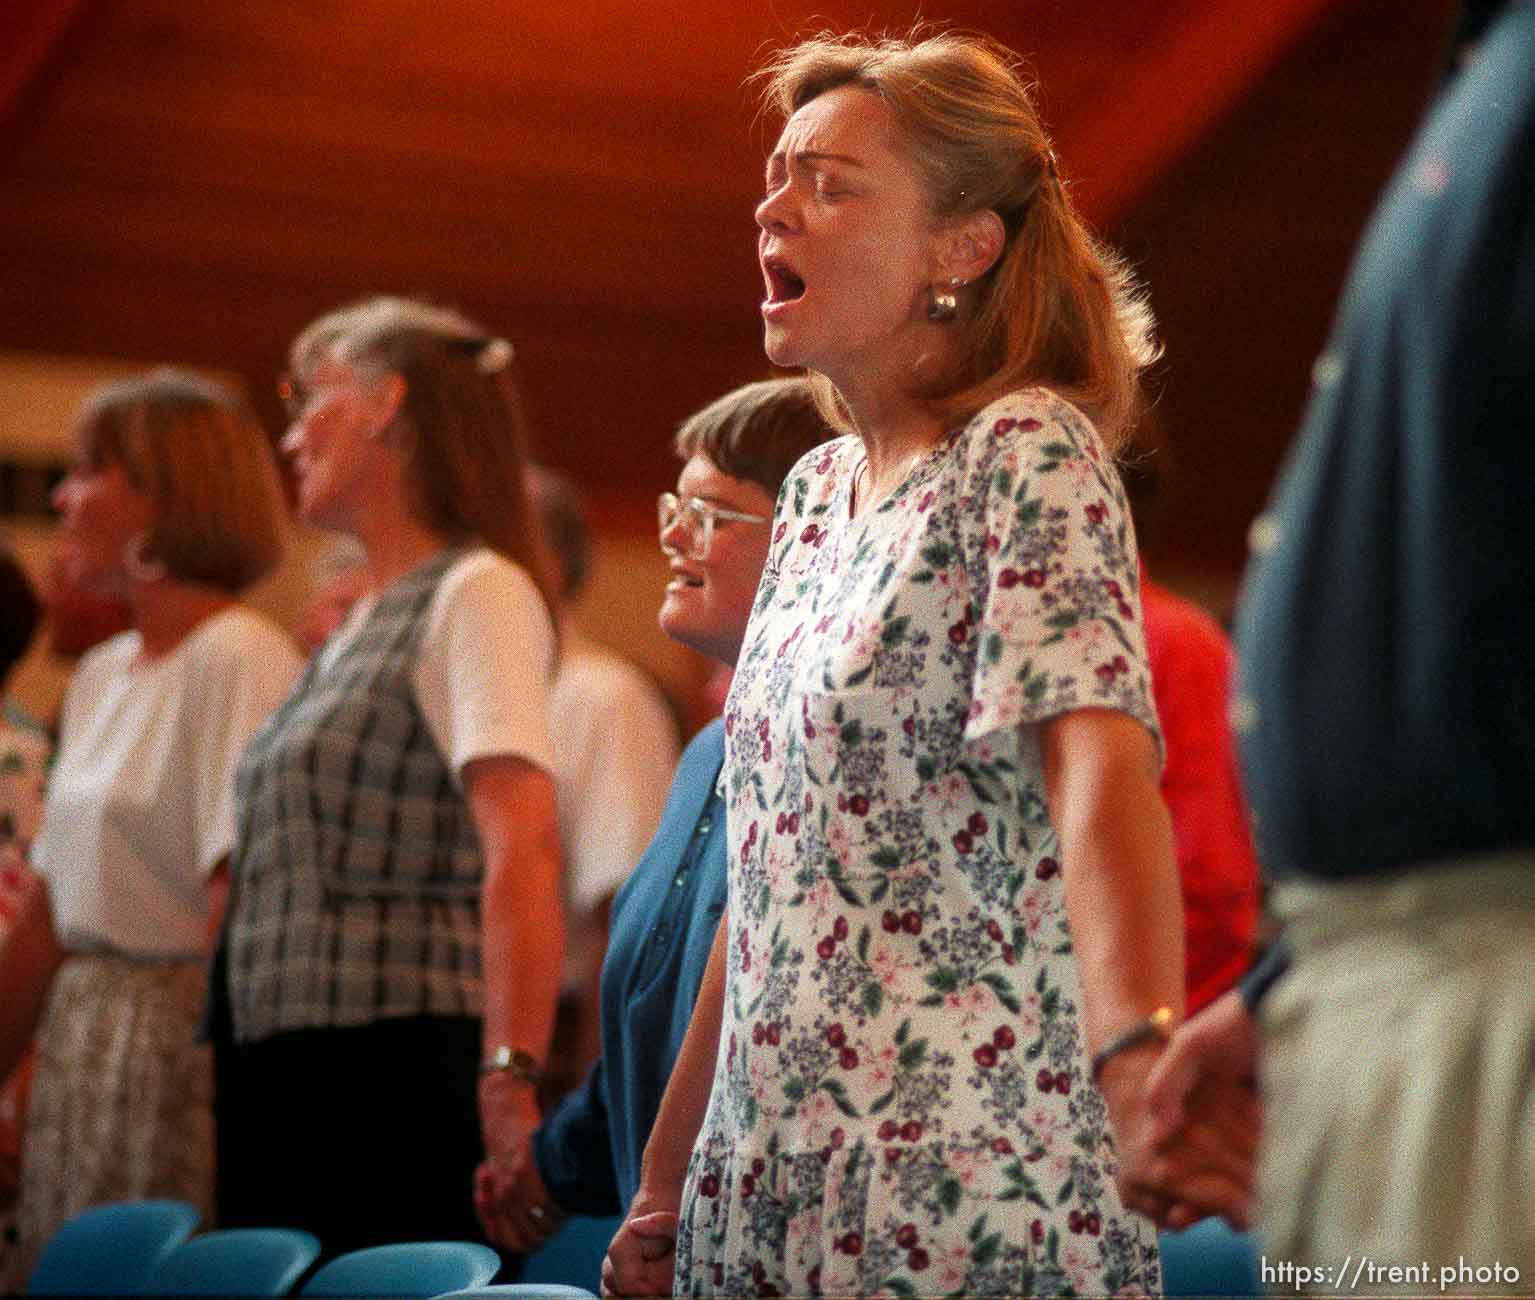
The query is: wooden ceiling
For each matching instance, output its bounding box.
[1,0,1455,586]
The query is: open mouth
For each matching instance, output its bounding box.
[763,258,806,305]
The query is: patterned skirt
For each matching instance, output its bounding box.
[2,955,214,1291]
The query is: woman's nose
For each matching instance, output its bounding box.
[659,515,690,556]
[755,183,792,233]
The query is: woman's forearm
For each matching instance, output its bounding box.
[465,757,566,1069]
[480,840,565,1069]
[0,872,63,1080]
[1041,709,1185,1057]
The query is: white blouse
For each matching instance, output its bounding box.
[34,606,302,959]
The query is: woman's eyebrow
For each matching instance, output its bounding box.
[767,148,866,173]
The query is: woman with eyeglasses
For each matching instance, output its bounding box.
[208,296,565,1260]
[0,371,298,1288]
[606,32,1184,1298]
[474,377,827,1252]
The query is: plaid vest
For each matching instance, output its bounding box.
[226,550,485,1042]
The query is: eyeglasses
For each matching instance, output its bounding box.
[657,491,770,560]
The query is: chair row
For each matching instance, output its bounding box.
[32,1196,1260,1298]
[27,1199,600,1298]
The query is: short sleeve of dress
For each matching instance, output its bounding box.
[960,390,1160,755]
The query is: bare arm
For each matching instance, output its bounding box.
[462,754,566,1243]
[1039,708,1185,1195]
[204,858,229,960]
[0,872,63,1081]
[601,905,728,1297]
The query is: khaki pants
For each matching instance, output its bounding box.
[1257,854,1535,1296]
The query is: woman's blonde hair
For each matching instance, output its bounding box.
[288,295,557,623]
[757,30,1158,449]
[78,369,286,593]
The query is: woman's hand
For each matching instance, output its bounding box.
[1133,986,1261,1229]
[601,1188,681,1298]
[1097,1037,1254,1228]
[473,1106,567,1252]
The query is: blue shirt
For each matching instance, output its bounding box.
[1233,3,1535,882]
[534,719,728,1213]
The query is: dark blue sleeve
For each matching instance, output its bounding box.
[1237,940,1291,1013]
[532,1056,623,1216]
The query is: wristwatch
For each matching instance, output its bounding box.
[1090,1006,1176,1084]
[479,1045,544,1084]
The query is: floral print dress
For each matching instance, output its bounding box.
[674,389,1163,1297]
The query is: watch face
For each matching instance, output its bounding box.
[482,1046,542,1081]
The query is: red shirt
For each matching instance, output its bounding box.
[1142,575,1261,1013]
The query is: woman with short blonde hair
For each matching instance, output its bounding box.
[75,370,287,593]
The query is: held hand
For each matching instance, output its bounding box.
[1144,987,1259,1144]
[1094,1038,1182,1220]
[475,1075,549,1248]
[1149,1069,1260,1231]
[601,1198,681,1298]
[473,1132,566,1252]
[479,1071,543,1168]
[1137,987,1262,1230]
[1098,1026,1260,1232]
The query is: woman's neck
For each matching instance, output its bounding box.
[842,385,947,518]
[131,582,236,660]
[356,513,452,593]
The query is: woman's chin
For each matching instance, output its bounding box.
[761,321,807,371]
[657,593,693,640]
[659,601,719,661]
[53,544,109,595]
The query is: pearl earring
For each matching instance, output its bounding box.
[122,532,167,584]
[927,276,964,323]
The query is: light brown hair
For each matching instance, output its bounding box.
[289,295,557,622]
[77,369,286,593]
[757,30,1158,449]
[672,376,829,496]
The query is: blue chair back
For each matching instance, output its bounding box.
[300,1241,501,1297]
[1159,1217,1262,1297]
[434,1288,596,1299]
[28,1198,201,1296]
[145,1227,322,1296]
[518,1213,621,1296]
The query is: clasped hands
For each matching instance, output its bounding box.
[600,1193,678,1298]
[1111,987,1262,1232]
[473,1075,567,1252]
